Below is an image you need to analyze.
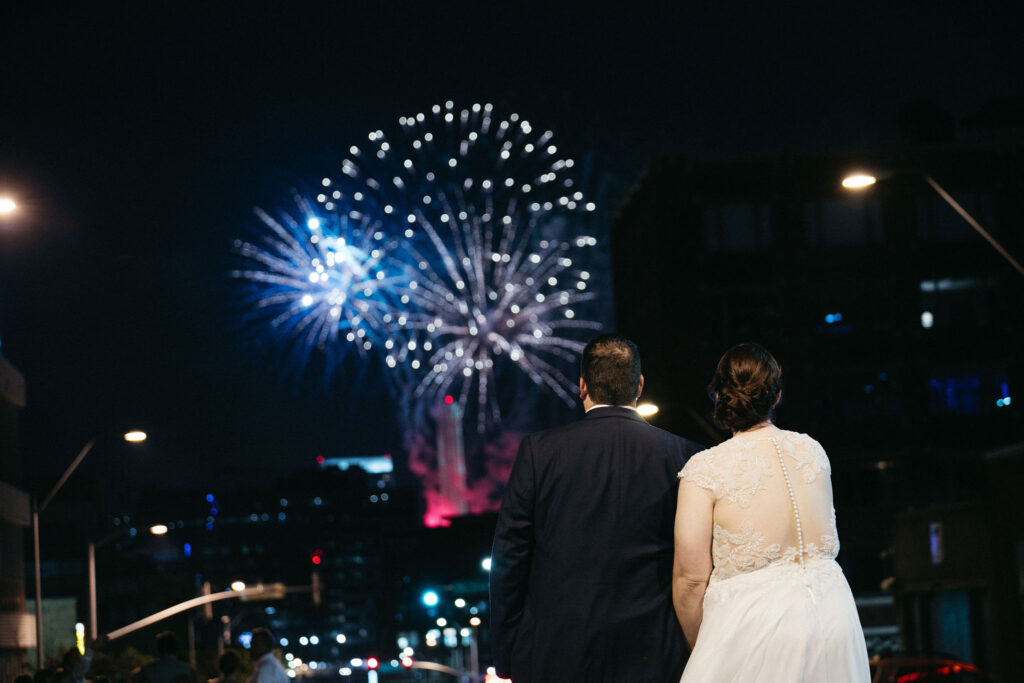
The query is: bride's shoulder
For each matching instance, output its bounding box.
[677,441,724,480]
[777,429,827,452]
[777,429,832,475]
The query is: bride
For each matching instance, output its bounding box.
[673,343,870,682]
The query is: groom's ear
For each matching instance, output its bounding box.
[636,374,644,400]
[579,377,587,400]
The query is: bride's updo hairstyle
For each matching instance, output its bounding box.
[708,342,782,432]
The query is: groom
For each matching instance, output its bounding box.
[490,334,703,682]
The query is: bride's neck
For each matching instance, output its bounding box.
[733,420,774,436]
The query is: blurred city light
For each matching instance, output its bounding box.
[0,198,16,214]
[149,524,168,535]
[485,667,513,683]
[636,403,658,417]
[454,597,466,608]
[123,430,147,442]
[366,657,379,669]
[841,174,877,189]
[481,557,492,571]
[230,581,246,591]
[921,311,934,328]
[422,590,439,606]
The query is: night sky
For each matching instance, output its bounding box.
[2,3,1022,491]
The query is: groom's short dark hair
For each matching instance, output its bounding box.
[581,334,641,406]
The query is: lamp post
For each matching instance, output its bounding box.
[86,529,126,643]
[32,431,146,664]
[841,171,1024,277]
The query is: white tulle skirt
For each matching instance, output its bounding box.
[680,558,871,683]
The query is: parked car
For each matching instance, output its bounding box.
[870,654,991,683]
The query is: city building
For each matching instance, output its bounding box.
[0,353,32,678]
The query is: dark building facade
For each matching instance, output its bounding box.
[611,137,1024,681]
[0,354,31,679]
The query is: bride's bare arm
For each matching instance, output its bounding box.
[672,478,714,650]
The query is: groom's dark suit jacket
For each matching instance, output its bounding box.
[490,406,703,683]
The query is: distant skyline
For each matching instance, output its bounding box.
[2,2,1022,490]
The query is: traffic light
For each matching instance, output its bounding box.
[366,657,379,670]
[311,548,323,565]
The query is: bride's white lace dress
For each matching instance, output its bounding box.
[678,427,870,682]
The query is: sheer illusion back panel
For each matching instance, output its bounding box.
[680,429,839,580]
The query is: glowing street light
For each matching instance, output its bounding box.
[636,403,659,417]
[123,430,147,442]
[149,524,169,535]
[841,170,1024,277]
[230,581,247,592]
[840,174,877,189]
[0,197,16,214]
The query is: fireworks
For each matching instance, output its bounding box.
[231,192,404,373]
[236,101,604,430]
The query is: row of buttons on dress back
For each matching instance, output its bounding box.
[771,437,806,569]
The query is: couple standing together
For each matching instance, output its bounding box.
[490,335,871,682]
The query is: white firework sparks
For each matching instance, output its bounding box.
[316,101,603,428]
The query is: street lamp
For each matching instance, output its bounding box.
[0,197,16,215]
[33,431,147,663]
[841,170,1024,277]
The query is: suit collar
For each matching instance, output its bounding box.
[583,405,647,422]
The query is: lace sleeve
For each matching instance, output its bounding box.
[679,452,720,500]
